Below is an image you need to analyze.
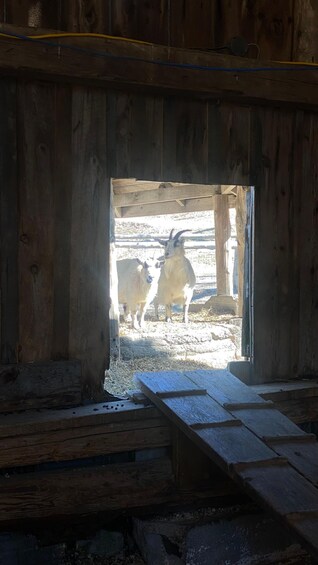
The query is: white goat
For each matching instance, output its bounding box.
[155,229,196,323]
[117,257,162,330]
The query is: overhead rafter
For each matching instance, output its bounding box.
[120,195,236,218]
[112,183,221,207]
[0,24,317,108]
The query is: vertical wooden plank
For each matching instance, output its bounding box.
[109,183,120,360]
[111,0,169,45]
[107,92,132,179]
[208,103,250,186]
[298,112,318,375]
[215,0,294,61]
[0,80,18,363]
[18,82,55,362]
[214,194,232,296]
[109,92,164,181]
[163,98,208,183]
[236,186,247,317]
[59,0,111,33]
[52,85,72,360]
[4,0,58,27]
[129,94,163,180]
[169,0,216,48]
[70,87,109,401]
[252,108,299,382]
[293,0,318,62]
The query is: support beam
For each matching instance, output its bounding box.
[214,194,233,296]
[236,187,247,316]
[120,195,236,218]
[113,184,219,207]
[0,24,317,108]
[109,185,120,360]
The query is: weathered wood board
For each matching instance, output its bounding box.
[0,360,82,412]
[136,369,318,558]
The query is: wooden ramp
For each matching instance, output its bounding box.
[136,369,318,558]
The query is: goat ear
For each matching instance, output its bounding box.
[143,261,149,268]
[157,238,167,246]
[136,258,143,266]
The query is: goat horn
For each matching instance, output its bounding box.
[173,229,191,240]
[169,229,175,240]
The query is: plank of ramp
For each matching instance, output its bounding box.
[136,370,318,558]
[185,369,269,405]
[266,439,318,487]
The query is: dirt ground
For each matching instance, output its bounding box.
[104,210,243,397]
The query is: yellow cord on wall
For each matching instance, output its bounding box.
[0,30,316,67]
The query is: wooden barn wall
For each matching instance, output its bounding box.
[0,0,317,393]
[1,74,318,388]
[1,0,316,61]
[0,79,110,400]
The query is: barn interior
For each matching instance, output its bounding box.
[1,1,318,563]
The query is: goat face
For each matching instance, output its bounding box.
[137,258,162,284]
[158,229,191,260]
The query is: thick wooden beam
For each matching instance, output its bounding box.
[121,195,236,218]
[214,194,233,295]
[236,186,247,316]
[0,457,238,523]
[113,184,219,207]
[0,24,317,108]
[0,360,82,412]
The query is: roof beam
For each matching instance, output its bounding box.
[120,195,236,218]
[113,184,220,207]
[0,24,317,108]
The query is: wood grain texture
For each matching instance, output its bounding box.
[111,0,169,45]
[120,195,235,218]
[214,194,232,295]
[298,113,318,376]
[208,104,250,185]
[216,0,294,61]
[59,0,111,33]
[0,25,317,108]
[18,82,55,362]
[137,369,318,558]
[252,108,299,382]
[128,94,163,180]
[293,0,318,62]
[3,0,59,27]
[0,456,239,522]
[0,458,175,521]
[163,98,208,183]
[52,84,72,360]
[0,79,18,364]
[169,0,216,48]
[0,417,170,469]
[70,87,109,400]
[0,401,162,438]
[0,360,81,412]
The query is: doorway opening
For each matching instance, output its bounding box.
[105,179,254,396]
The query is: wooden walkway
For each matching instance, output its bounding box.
[136,369,318,558]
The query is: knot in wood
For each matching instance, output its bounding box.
[30,264,39,276]
[20,233,29,244]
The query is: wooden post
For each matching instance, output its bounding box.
[109,182,120,360]
[236,187,247,317]
[214,194,232,296]
[293,0,318,63]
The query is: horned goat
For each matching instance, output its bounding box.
[117,257,162,330]
[155,229,196,323]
